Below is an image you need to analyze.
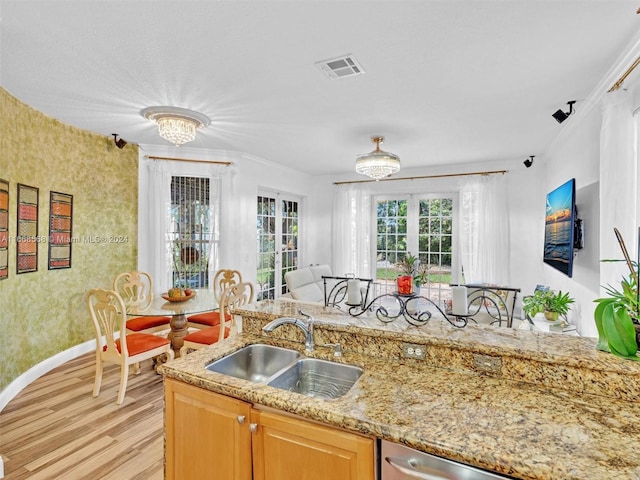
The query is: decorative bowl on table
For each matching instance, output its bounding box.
[161,289,196,303]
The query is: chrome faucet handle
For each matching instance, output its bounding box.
[324,343,342,357]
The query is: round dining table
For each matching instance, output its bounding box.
[126,288,217,353]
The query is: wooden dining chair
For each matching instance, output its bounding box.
[86,288,175,405]
[186,269,243,330]
[180,281,254,356]
[114,271,171,334]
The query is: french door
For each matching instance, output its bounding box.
[257,192,300,300]
[375,194,457,306]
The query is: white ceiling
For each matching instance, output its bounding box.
[2,1,639,176]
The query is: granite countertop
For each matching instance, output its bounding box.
[159,300,640,480]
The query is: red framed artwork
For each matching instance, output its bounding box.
[48,191,73,269]
[0,179,8,280]
[17,183,39,274]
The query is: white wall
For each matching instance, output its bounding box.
[543,111,602,337]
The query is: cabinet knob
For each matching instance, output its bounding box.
[249,423,258,433]
[237,415,245,424]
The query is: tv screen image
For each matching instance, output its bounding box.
[543,178,576,277]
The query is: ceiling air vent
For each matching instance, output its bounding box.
[315,54,365,79]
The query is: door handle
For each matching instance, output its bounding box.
[249,423,258,433]
[236,415,245,424]
[385,457,450,480]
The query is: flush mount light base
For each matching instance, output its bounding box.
[355,136,401,181]
[552,100,576,124]
[141,106,210,146]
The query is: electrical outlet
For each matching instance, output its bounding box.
[472,353,502,374]
[402,343,426,360]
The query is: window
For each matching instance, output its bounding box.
[169,176,214,288]
[257,193,300,300]
[375,195,456,306]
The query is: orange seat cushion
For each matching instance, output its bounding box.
[187,311,231,327]
[126,315,171,332]
[118,333,171,355]
[183,325,231,345]
[104,333,171,355]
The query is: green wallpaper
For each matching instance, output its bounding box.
[0,87,138,391]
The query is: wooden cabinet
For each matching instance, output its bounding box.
[164,378,252,480]
[251,409,375,480]
[164,379,375,480]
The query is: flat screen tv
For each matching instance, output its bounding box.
[543,178,576,277]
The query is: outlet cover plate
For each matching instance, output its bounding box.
[402,343,426,360]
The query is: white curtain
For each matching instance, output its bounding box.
[331,185,371,278]
[145,160,171,293]
[599,89,637,291]
[459,174,510,285]
[141,159,224,293]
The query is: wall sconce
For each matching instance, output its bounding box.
[112,134,127,149]
[523,155,534,168]
[552,101,576,124]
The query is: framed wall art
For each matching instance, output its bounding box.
[0,179,8,280]
[48,191,73,269]
[17,183,39,274]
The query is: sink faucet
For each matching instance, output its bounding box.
[262,310,315,352]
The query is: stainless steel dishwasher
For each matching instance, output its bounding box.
[381,440,513,479]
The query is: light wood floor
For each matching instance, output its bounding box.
[0,353,164,480]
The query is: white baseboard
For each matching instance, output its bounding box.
[0,340,96,412]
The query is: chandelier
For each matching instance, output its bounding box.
[141,107,210,146]
[355,136,400,180]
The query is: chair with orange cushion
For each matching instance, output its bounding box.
[180,281,254,356]
[86,288,175,405]
[114,271,171,334]
[186,269,243,330]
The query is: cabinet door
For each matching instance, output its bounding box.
[165,379,252,480]
[252,409,375,480]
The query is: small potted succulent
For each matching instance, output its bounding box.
[523,289,575,322]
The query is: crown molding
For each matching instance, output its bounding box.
[545,29,640,155]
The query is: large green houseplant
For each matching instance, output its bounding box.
[522,289,575,322]
[594,228,640,360]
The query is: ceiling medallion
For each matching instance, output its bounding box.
[355,136,400,180]
[141,106,210,146]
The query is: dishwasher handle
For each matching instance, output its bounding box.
[385,457,452,480]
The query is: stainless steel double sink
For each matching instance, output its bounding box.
[206,344,363,399]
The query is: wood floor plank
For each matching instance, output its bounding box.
[0,352,165,480]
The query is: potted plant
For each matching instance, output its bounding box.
[594,228,640,360]
[522,289,575,322]
[594,272,639,359]
[396,252,419,295]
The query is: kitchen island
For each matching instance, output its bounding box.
[159,300,640,480]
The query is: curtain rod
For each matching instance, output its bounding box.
[333,169,507,185]
[608,56,640,92]
[144,155,232,166]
